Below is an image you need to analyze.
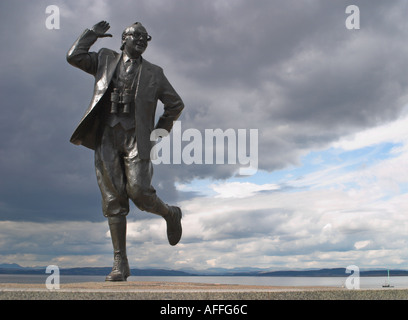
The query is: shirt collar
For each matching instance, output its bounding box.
[122,53,141,64]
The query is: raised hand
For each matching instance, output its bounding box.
[91,20,113,38]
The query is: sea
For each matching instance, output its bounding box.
[1,274,408,289]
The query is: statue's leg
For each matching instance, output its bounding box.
[124,155,182,246]
[105,215,130,281]
[95,125,130,281]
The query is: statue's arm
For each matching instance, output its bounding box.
[66,29,99,75]
[66,21,112,76]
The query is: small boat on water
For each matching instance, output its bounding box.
[382,269,394,288]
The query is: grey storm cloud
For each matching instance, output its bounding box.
[1,0,408,223]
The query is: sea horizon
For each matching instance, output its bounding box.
[1,264,406,277]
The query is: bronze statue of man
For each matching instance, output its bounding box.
[67,21,183,281]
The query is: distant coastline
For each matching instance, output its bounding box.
[1,263,407,277]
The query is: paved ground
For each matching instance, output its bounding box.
[0,281,407,299]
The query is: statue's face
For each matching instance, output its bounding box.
[122,24,150,58]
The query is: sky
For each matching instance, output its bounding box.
[1,0,408,271]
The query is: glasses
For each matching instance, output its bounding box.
[123,32,152,42]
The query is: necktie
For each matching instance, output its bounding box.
[125,59,137,74]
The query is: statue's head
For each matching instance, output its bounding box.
[120,22,152,57]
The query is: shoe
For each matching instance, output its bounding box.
[105,253,130,281]
[164,206,182,246]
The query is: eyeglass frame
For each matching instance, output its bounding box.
[122,31,152,42]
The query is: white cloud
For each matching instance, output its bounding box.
[210,182,280,198]
[333,110,408,151]
[354,240,371,250]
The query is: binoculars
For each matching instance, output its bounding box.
[110,88,134,113]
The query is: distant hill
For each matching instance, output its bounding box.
[59,267,195,276]
[0,264,195,276]
[0,263,25,269]
[251,268,408,277]
[0,264,407,277]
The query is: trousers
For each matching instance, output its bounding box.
[94,124,169,217]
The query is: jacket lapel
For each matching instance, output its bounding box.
[104,51,122,89]
[94,52,122,101]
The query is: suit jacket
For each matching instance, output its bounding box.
[67,29,184,159]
